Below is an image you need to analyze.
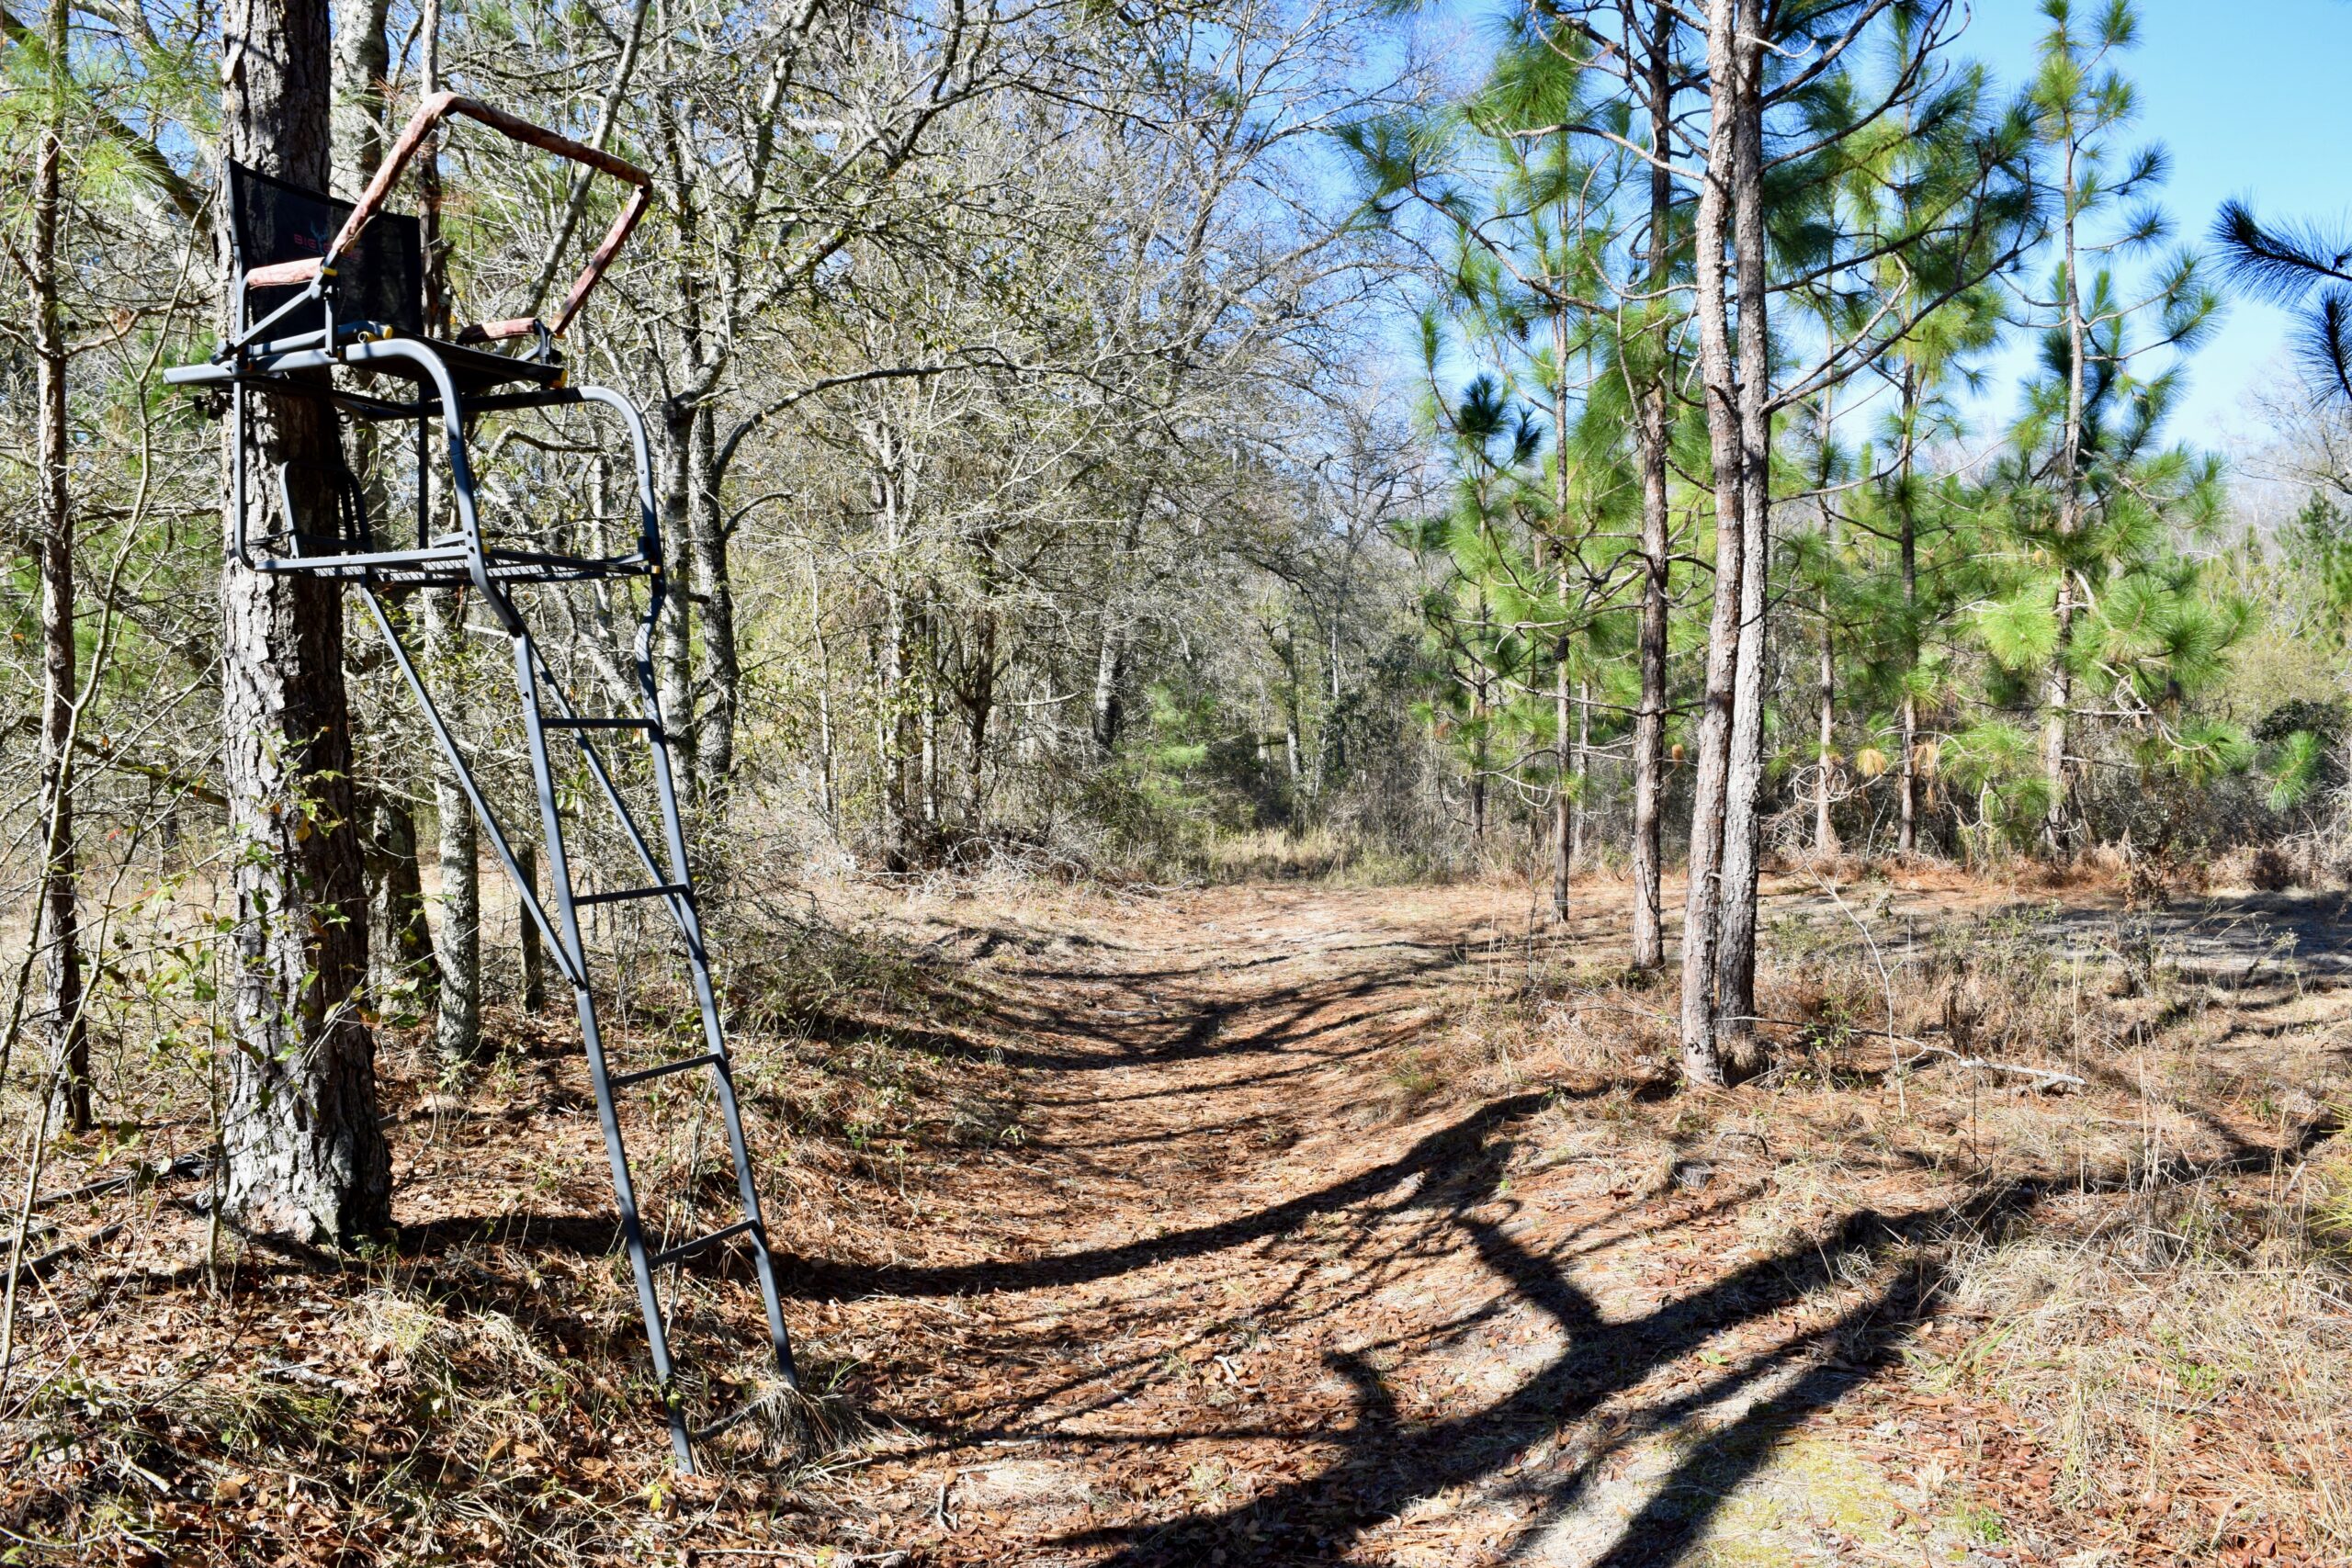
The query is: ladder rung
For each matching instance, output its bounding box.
[541,716,659,731]
[649,1218,756,1269]
[574,882,692,908]
[607,1052,723,1089]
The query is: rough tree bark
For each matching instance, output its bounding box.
[1677,0,1747,1088]
[219,0,390,1243]
[330,0,390,184]
[33,0,89,1131]
[362,791,436,1004]
[1628,0,1676,974]
[1712,0,1771,1065]
[2043,119,2087,862]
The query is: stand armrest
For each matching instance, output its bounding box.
[323,92,651,340]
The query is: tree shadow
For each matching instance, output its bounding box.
[1054,1166,2043,1567]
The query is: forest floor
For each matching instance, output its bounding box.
[6,869,2351,1565]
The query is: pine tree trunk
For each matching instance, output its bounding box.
[1629,0,1675,974]
[362,790,436,1005]
[1553,651,1572,925]
[218,0,389,1245]
[1895,360,1919,858]
[2043,580,2076,859]
[1713,2,1771,1064]
[33,7,89,1131]
[330,0,391,190]
[1572,676,1589,869]
[1813,389,1838,862]
[2044,132,2087,862]
[1548,308,1574,927]
[1679,0,1747,1088]
[1815,615,1837,859]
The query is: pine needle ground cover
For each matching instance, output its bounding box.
[4,872,2347,1566]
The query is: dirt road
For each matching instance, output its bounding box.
[797,882,2040,1566]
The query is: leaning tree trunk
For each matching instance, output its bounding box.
[32,0,89,1131]
[218,0,389,1244]
[1678,0,1747,1089]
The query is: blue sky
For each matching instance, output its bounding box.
[1960,0,2352,445]
[1394,0,2352,456]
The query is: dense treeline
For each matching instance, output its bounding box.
[4,0,2352,1219]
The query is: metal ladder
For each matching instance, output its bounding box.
[163,99,792,1472]
[358,561,799,1471]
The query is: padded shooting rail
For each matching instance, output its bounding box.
[243,91,651,344]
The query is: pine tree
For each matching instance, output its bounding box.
[217,0,391,1245]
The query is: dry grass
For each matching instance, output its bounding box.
[6,865,2352,1565]
[1409,865,2352,1563]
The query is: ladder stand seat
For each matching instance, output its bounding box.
[164,94,797,1475]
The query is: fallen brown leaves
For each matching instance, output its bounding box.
[2,874,2347,1566]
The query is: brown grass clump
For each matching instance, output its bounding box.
[1930,1189,2352,1555]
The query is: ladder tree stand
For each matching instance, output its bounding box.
[165,93,797,1472]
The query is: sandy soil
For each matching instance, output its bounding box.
[757,877,2346,1567]
[9,874,2344,1566]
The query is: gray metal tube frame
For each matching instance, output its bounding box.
[334,347,796,1469]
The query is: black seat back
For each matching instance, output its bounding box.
[228,161,424,342]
